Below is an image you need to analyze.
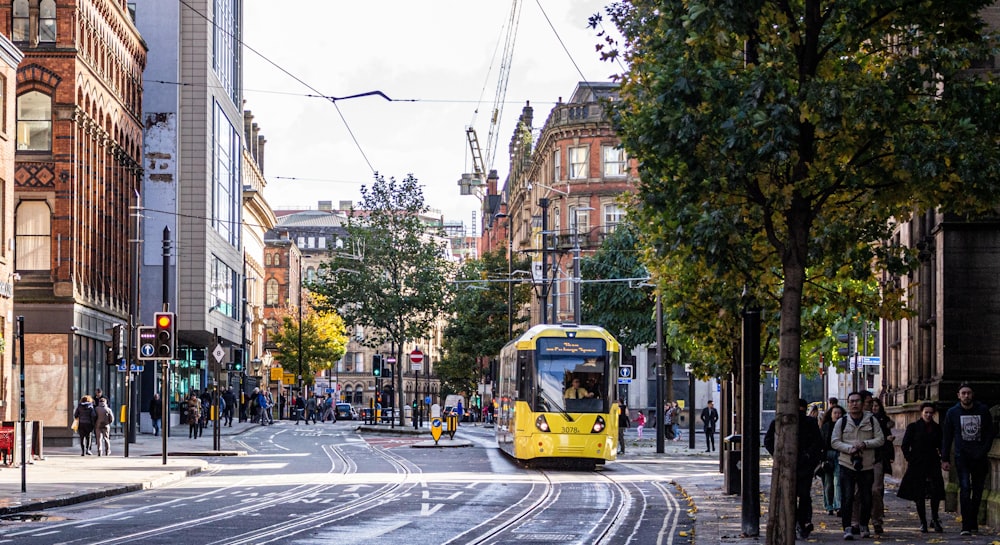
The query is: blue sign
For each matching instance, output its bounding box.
[117,363,145,372]
[139,344,155,358]
[325,388,334,394]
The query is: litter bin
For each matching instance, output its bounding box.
[723,434,741,495]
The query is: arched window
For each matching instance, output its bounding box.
[39,0,56,43]
[265,278,279,306]
[17,91,52,151]
[305,266,316,282]
[353,385,363,405]
[15,200,51,270]
[263,253,271,266]
[12,0,29,42]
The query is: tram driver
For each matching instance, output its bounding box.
[564,377,595,399]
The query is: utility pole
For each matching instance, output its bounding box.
[539,198,550,324]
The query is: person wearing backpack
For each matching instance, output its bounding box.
[831,391,885,540]
[94,397,115,456]
[73,395,97,456]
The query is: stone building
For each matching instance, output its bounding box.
[3,0,145,444]
[135,0,245,419]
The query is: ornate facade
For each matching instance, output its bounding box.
[1,0,145,443]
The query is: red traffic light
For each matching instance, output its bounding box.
[156,314,172,328]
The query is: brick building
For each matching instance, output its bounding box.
[497,82,637,325]
[0,33,21,422]
[2,0,145,444]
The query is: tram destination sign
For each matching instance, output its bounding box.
[537,338,605,355]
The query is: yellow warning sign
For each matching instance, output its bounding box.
[431,417,443,443]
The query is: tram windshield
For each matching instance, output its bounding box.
[535,338,608,414]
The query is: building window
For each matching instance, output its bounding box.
[210,256,238,317]
[213,0,240,104]
[12,0,29,42]
[213,102,240,245]
[17,91,52,151]
[569,147,588,180]
[604,203,625,234]
[553,149,561,181]
[553,206,561,235]
[39,0,56,43]
[572,207,590,236]
[15,200,50,270]
[265,278,278,306]
[305,266,316,282]
[0,75,6,134]
[602,145,627,177]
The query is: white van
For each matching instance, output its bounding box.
[443,394,467,418]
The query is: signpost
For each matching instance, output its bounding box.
[618,365,633,384]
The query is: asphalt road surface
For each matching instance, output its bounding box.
[0,423,692,545]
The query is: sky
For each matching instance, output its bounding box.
[242,1,622,232]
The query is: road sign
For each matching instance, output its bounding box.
[618,365,633,384]
[117,363,144,372]
[859,356,881,366]
[409,349,424,363]
[136,326,157,360]
[386,357,397,364]
[212,344,226,365]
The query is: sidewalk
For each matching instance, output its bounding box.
[0,419,259,516]
[621,430,995,544]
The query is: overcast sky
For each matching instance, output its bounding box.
[242,1,621,232]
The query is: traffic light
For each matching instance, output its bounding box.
[104,324,123,365]
[154,312,176,359]
[373,354,383,377]
[837,332,857,358]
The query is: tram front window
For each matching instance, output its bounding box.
[536,355,606,414]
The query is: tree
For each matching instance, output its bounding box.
[598,2,1000,543]
[579,220,655,367]
[271,303,349,387]
[311,173,452,426]
[439,250,532,396]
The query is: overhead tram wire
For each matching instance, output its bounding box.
[176,0,379,174]
[533,0,606,97]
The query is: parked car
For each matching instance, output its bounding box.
[335,403,357,421]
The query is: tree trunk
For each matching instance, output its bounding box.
[765,224,809,545]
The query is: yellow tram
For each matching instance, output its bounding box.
[494,323,622,468]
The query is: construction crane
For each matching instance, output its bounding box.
[459,0,521,197]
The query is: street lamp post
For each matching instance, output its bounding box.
[494,212,514,341]
[572,207,594,324]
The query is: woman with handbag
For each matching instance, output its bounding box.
[819,404,844,515]
[897,401,946,533]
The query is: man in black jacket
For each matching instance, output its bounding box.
[941,383,995,536]
[765,398,823,539]
[700,400,719,452]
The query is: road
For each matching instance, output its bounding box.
[0,423,693,544]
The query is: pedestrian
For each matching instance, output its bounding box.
[941,383,995,536]
[617,401,629,454]
[187,392,202,439]
[305,393,318,424]
[633,409,646,440]
[831,391,885,540]
[294,394,305,424]
[148,392,162,437]
[669,402,681,441]
[664,402,675,440]
[94,397,115,456]
[73,395,97,456]
[258,388,271,425]
[701,400,719,452]
[222,387,236,426]
[200,389,212,430]
[765,398,823,539]
[819,404,845,516]
[897,401,945,533]
[263,390,275,424]
[869,397,895,536]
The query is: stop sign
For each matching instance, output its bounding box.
[409,349,424,364]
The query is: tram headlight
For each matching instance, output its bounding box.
[591,416,606,433]
[535,414,551,432]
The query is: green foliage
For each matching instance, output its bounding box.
[596,2,1000,541]
[579,220,655,356]
[438,250,531,395]
[311,173,452,352]
[272,304,349,386]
